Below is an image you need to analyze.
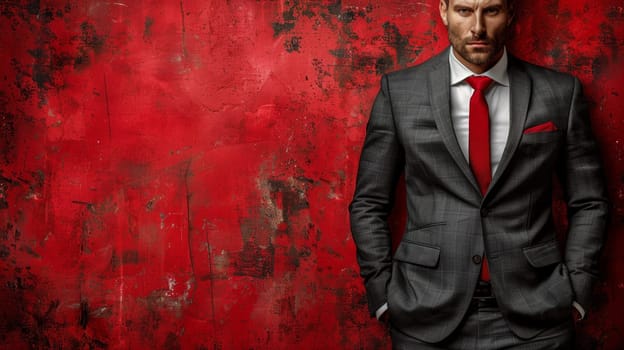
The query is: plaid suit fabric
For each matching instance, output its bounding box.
[390,303,574,349]
[349,48,608,344]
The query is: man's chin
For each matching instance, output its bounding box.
[463,52,495,66]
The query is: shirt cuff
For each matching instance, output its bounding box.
[572,301,586,320]
[375,302,388,320]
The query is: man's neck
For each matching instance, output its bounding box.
[451,49,505,75]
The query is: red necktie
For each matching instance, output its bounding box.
[466,76,493,281]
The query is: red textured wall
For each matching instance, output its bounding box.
[1,1,622,349]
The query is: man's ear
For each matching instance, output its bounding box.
[439,0,449,26]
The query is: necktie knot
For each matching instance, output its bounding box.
[466,76,493,91]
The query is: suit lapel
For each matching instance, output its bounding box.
[428,50,481,195]
[487,58,531,196]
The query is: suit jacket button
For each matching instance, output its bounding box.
[472,255,482,264]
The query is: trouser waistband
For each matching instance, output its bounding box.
[471,281,496,308]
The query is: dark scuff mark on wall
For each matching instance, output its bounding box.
[328,48,348,58]
[282,4,296,21]
[606,5,624,19]
[79,300,89,329]
[25,0,43,16]
[285,36,302,52]
[269,177,312,268]
[183,160,197,287]
[179,0,188,59]
[70,337,109,349]
[28,47,54,96]
[71,200,96,213]
[272,21,295,37]
[277,2,401,88]
[134,296,163,344]
[337,4,373,25]
[547,47,563,61]
[287,245,311,268]
[591,54,609,78]
[144,16,154,40]
[312,58,331,90]
[74,21,106,69]
[375,54,394,75]
[268,178,310,225]
[235,222,275,279]
[272,0,302,37]
[327,0,342,16]
[27,9,63,104]
[19,244,41,258]
[144,288,190,312]
[121,250,140,265]
[234,176,313,277]
[146,196,159,211]
[0,244,9,258]
[26,299,62,347]
[269,0,387,87]
[110,250,141,269]
[28,169,45,201]
[271,0,376,72]
[382,21,415,67]
[6,1,107,105]
[10,58,37,102]
[164,332,182,350]
[546,0,560,16]
[0,111,16,166]
[79,22,105,51]
[599,22,619,59]
[0,216,39,329]
[38,7,55,23]
[338,8,356,24]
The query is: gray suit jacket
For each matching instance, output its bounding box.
[349,48,609,342]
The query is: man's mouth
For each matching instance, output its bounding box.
[467,41,490,46]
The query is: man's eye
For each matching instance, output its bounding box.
[484,8,501,15]
[457,8,472,16]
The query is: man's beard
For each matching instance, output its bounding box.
[449,32,506,68]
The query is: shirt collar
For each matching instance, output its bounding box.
[449,47,509,87]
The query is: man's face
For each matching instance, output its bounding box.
[439,0,513,73]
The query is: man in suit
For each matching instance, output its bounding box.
[349,0,609,348]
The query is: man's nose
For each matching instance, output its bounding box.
[471,13,486,37]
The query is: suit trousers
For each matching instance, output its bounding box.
[389,299,574,350]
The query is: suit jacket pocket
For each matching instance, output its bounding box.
[394,240,440,268]
[522,240,561,268]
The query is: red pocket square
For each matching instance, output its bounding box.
[523,121,558,134]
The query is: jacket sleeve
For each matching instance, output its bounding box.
[560,77,609,310]
[349,75,404,316]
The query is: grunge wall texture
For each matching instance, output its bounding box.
[1,0,623,349]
